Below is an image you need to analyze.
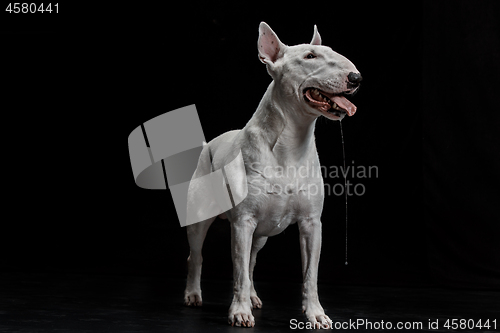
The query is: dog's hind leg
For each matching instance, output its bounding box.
[184,217,215,306]
[249,236,267,309]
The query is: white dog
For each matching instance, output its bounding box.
[184,22,361,328]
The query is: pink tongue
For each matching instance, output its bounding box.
[331,96,357,116]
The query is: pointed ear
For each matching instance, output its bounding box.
[310,25,322,45]
[258,22,286,65]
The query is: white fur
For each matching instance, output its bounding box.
[184,22,360,329]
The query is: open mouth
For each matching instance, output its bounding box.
[303,88,357,120]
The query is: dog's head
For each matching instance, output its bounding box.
[258,22,361,121]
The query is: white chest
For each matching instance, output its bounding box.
[244,163,324,236]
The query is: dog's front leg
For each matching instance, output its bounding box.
[228,216,257,327]
[298,218,332,329]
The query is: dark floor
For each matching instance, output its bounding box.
[0,272,498,332]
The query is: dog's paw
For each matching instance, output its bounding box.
[302,302,332,329]
[250,295,263,309]
[228,301,255,327]
[184,290,202,306]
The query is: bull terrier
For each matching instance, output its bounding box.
[184,22,361,328]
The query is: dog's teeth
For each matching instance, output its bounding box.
[332,102,337,109]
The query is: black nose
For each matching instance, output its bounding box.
[348,72,362,84]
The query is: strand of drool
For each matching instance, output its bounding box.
[339,121,348,266]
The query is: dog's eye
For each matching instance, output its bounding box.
[305,53,316,59]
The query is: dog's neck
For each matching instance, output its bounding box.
[249,81,318,164]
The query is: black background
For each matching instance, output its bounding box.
[2,1,499,290]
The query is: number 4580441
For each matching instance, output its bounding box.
[5,3,59,13]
